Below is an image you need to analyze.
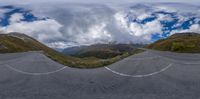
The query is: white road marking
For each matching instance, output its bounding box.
[105,64,173,78]
[5,64,67,76]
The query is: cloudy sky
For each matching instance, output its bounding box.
[0,0,199,4]
[0,1,200,49]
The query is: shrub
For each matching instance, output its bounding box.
[171,42,185,51]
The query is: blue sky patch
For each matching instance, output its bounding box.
[0,5,47,26]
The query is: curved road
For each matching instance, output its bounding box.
[0,50,200,99]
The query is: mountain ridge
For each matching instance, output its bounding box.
[147,32,200,53]
[62,44,145,59]
[0,32,144,68]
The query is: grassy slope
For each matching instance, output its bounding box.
[147,32,200,53]
[0,33,144,68]
[62,44,144,59]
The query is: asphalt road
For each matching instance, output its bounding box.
[0,50,200,99]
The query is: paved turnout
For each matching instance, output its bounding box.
[0,50,200,99]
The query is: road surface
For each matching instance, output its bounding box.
[0,50,200,99]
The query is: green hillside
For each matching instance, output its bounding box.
[147,32,200,53]
[62,44,144,59]
[0,32,144,68]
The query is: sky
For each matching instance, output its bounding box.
[0,0,200,4]
[0,1,200,49]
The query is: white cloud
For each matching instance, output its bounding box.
[47,41,69,49]
[73,23,112,45]
[189,24,200,32]
[155,6,177,13]
[1,3,200,49]
[129,20,162,40]
[115,12,162,42]
[0,0,200,5]
[114,12,128,29]
[137,13,150,20]
[0,19,64,47]
[170,24,200,35]
[23,3,200,46]
[157,14,173,21]
[9,13,24,23]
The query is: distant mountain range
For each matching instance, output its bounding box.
[2,32,199,68]
[0,32,144,68]
[147,32,200,53]
[62,44,145,59]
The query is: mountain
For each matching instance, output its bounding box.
[62,44,145,59]
[0,33,46,53]
[147,32,200,53]
[0,32,144,68]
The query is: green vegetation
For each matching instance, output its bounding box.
[147,32,200,53]
[62,44,144,59]
[0,33,144,68]
[49,49,144,68]
[171,42,185,51]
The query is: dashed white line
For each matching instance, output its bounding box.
[105,64,173,78]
